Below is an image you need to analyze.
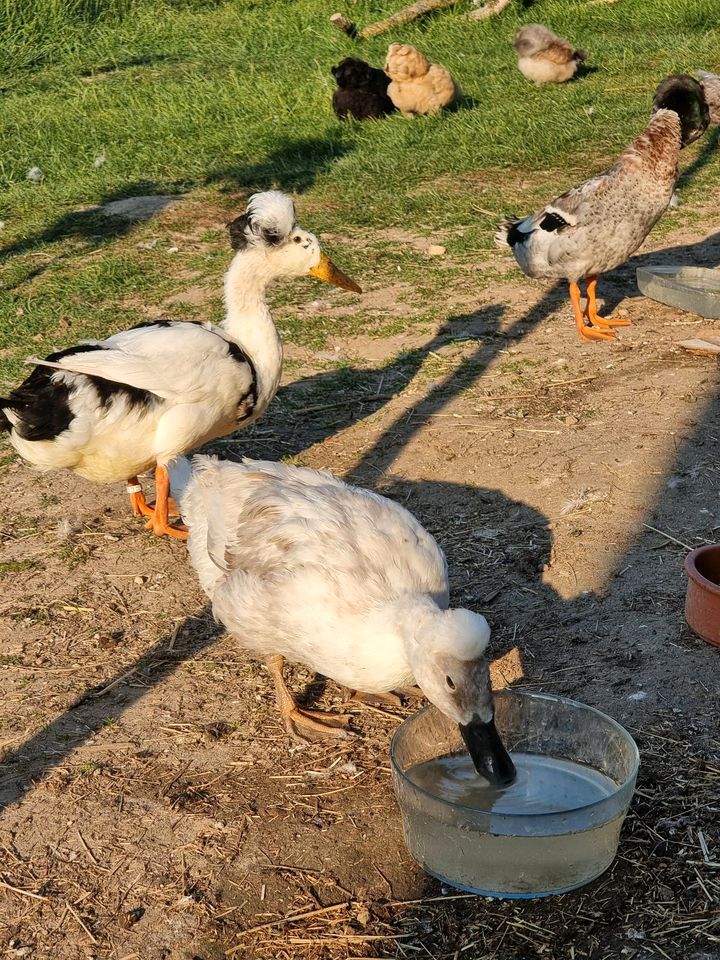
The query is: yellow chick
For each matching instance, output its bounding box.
[384,43,458,117]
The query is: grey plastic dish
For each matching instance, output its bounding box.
[636,266,720,319]
[391,691,639,898]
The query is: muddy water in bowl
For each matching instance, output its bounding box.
[391,692,639,897]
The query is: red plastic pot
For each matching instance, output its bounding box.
[684,544,720,648]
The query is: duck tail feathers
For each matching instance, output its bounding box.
[186,455,231,573]
[167,454,194,505]
[495,217,523,248]
[0,402,13,433]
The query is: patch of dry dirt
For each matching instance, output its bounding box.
[1,217,719,960]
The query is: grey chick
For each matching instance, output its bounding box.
[513,23,586,86]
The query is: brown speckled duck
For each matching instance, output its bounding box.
[495,75,710,342]
[697,71,720,123]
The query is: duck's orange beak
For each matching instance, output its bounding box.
[308,252,361,293]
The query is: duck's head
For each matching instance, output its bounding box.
[228,191,361,292]
[406,606,516,787]
[652,74,709,147]
[384,43,430,82]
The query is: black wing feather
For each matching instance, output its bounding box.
[539,211,570,233]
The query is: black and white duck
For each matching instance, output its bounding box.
[0,192,360,537]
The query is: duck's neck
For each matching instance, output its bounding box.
[222,250,283,408]
[625,109,682,184]
[386,594,442,658]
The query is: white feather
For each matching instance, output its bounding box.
[26,324,250,404]
[246,191,295,243]
[1,189,353,496]
[180,456,497,727]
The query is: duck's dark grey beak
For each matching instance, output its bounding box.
[459,713,516,787]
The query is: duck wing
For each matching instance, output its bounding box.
[26,321,252,405]
[184,456,449,608]
[494,169,612,273]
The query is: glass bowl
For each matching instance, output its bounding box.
[391,690,639,898]
[636,265,720,319]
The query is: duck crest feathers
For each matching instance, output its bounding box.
[228,191,296,251]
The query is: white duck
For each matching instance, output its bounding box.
[0,192,360,538]
[173,454,515,785]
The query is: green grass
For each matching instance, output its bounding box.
[0,0,719,381]
[0,559,39,577]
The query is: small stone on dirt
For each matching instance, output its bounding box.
[427,244,446,257]
[120,906,145,929]
[56,518,80,541]
[473,528,501,540]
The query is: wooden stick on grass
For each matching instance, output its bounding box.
[469,0,513,20]
[331,0,459,40]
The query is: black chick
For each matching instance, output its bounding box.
[331,57,396,121]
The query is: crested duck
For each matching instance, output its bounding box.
[0,192,360,538]
[495,75,709,342]
[513,24,586,86]
[172,454,515,785]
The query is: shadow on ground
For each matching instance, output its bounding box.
[206,130,352,194]
[230,285,567,464]
[576,229,720,315]
[0,129,353,291]
[0,181,190,290]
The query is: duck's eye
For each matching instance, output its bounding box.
[445,676,456,691]
[293,236,302,244]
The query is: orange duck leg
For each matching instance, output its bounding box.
[570,281,615,342]
[583,276,631,328]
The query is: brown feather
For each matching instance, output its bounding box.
[535,40,575,65]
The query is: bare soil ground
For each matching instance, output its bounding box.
[1,215,719,960]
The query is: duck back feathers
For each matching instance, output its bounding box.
[696,71,720,124]
[182,455,448,609]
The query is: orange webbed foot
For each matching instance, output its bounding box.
[584,308,631,329]
[127,479,154,517]
[579,325,616,342]
[583,275,630,330]
[144,516,188,539]
[570,281,616,343]
[139,465,188,540]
